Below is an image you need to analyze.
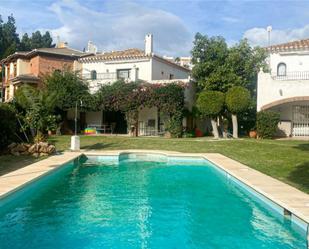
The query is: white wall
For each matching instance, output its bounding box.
[269,52,309,74]
[17,59,30,76]
[151,57,190,80]
[81,59,152,93]
[257,70,309,111]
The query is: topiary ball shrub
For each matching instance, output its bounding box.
[0,104,18,151]
[225,86,251,114]
[256,110,280,139]
[196,90,225,117]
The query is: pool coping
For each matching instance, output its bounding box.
[0,152,82,199]
[1,150,309,231]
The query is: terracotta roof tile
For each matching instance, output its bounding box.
[80,48,147,62]
[268,38,309,52]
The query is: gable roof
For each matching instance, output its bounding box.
[79,48,190,72]
[79,48,148,62]
[1,47,92,64]
[267,38,309,52]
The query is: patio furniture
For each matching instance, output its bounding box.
[87,124,112,134]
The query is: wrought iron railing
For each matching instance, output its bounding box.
[272,71,309,80]
[82,72,117,80]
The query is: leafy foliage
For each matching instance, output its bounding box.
[44,71,93,111]
[166,110,183,138]
[226,86,251,114]
[95,81,185,137]
[191,33,231,92]
[0,14,54,60]
[191,33,267,93]
[0,103,18,150]
[196,90,225,118]
[0,15,20,59]
[226,40,268,93]
[256,111,280,138]
[20,31,54,51]
[14,85,58,135]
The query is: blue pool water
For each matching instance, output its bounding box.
[0,155,307,249]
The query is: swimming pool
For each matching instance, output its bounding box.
[0,154,307,249]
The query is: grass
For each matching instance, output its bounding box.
[1,135,309,193]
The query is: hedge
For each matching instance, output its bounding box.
[0,104,18,150]
[256,110,280,138]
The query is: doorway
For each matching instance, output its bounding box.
[103,111,127,134]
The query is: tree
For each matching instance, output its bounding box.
[14,85,58,137]
[226,86,251,138]
[0,15,55,59]
[226,39,267,94]
[196,90,225,138]
[41,31,53,48]
[0,15,20,59]
[20,33,32,51]
[29,31,54,49]
[44,70,92,113]
[191,33,233,92]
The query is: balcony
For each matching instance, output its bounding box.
[82,72,117,81]
[272,71,309,81]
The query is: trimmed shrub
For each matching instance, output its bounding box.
[225,86,251,114]
[256,111,280,138]
[0,104,18,150]
[196,90,225,118]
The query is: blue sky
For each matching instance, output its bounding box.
[1,0,309,56]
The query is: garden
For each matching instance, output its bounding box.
[1,32,307,193]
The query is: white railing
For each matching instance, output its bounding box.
[82,72,117,80]
[272,71,309,80]
[293,123,309,136]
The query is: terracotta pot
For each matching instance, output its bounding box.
[249,130,257,139]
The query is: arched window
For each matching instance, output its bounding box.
[277,63,286,76]
[91,70,97,80]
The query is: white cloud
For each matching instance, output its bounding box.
[48,0,192,56]
[244,25,309,47]
[222,16,240,24]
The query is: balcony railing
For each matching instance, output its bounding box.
[82,72,117,81]
[272,71,309,81]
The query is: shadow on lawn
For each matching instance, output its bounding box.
[287,161,309,192]
[82,143,113,150]
[292,143,309,151]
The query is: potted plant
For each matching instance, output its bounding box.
[249,128,257,138]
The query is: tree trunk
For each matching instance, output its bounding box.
[211,118,219,139]
[232,114,238,138]
[218,116,224,138]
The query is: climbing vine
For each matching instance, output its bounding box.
[95,80,186,137]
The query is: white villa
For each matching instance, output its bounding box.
[257,39,309,137]
[73,34,193,136]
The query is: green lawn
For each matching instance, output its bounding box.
[1,135,309,193]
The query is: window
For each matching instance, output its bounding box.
[117,69,130,80]
[277,63,286,76]
[169,74,174,80]
[91,70,97,80]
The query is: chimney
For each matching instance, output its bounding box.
[56,41,68,48]
[86,41,98,54]
[145,34,153,55]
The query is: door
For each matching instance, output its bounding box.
[292,105,309,136]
